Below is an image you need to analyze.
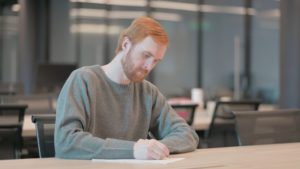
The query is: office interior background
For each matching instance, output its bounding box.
[0,0,300,108]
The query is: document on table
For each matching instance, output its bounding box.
[92,157,185,164]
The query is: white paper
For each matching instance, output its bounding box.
[92,157,185,164]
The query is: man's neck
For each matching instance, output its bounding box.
[101,53,131,85]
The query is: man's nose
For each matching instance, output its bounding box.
[143,58,154,71]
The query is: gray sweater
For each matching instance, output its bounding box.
[55,65,199,159]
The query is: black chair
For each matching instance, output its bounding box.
[233,109,300,146]
[171,103,198,125]
[1,94,56,158]
[205,101,260,148]
[32,115,56,158]
[0,104,27,159]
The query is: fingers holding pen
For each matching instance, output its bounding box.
[133,139,170,160]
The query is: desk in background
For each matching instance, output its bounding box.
[22,115,36,137]
[192,102,277,131]
[22,111,211,137]
[22,103,277,136]
[1,142,300,169]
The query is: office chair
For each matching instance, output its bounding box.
[233,109,300,146]
[0,104,27,159]
[1,94,56,158]
[32,115,56,158]
[171,103,198,125]
[205,101,260,148]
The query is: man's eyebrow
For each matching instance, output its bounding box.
[144,51,154,57]
[144,51,162,61]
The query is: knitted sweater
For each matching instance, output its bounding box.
[54,65,199,159]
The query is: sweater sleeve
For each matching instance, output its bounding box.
[149,87,199,153]
[54,69,135,159]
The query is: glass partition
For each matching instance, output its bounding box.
[251,0,279,103]
[201,0,245,100]
[0,1,19,83]
[151,0,199,97]
[0,0,280,104]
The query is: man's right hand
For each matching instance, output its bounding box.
[133,139,170,160]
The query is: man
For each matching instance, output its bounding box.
[55,16,199,160]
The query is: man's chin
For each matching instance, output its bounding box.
[130,75,146,83]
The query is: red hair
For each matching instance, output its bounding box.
[115,16,169,54]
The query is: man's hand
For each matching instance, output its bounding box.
[133,139,170,160]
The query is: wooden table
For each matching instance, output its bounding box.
[191,107,213,131]
[22,115,36,137]
[1,142,300,169]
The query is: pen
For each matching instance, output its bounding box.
[148,132,156,139]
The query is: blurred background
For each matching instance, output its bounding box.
[1,0,300,159]
[0,0,288,105]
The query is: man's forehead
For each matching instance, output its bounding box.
[138,36,166,56]
[138,36,157,46]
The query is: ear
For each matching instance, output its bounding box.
[121,36,132,54]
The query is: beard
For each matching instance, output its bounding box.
[121,49,149,83]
